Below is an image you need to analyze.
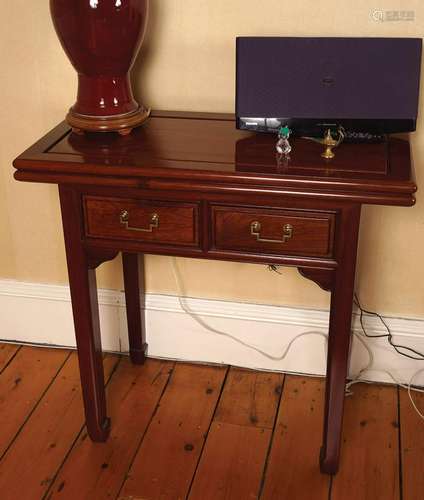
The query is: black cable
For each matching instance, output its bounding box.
[268,265,283,275]
[354,293,424,361]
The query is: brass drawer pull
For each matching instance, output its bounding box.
[120,210,159,233]
[250,221,293,243]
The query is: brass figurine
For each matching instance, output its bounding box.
[305,127,345,160]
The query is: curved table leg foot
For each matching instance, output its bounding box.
[129,345,148,365]
[87,416,111,442]
[320,446,339,475]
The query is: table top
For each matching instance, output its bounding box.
[14,111,416,206]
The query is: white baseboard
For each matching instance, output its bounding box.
[1,279,423,386]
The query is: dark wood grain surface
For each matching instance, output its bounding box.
[212,205,335,257]
[84,196,199,246]
[13,111,416,206]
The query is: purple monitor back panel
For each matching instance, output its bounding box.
[236,37,422,120]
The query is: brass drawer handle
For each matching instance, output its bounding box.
[250,221,293,243]
[120,210,159,233]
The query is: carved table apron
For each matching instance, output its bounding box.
[13,111,416,474]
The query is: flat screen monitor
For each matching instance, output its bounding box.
[236,37,422,136]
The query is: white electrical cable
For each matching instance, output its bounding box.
[170,257,424,419]
[345,332,374,395]
[408,369,424,420]
[347,332,424,393]
[328,313,424,423]
[171,257,328,361]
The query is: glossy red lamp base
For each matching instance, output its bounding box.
[50,0,150,134]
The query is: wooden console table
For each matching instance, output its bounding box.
[13,111,416,474]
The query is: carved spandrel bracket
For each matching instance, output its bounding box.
[298,267,335,292]
[86,248,119,270]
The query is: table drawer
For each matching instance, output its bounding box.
[84,196,199,246]
[212,206,335,257]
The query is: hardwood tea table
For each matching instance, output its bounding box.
[13,111,416,474]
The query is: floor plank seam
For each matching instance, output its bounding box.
[0,349,73,464]
[0,345,22,376]
[42,354,123,500]
[397,386,404,500]
[257,374,286,499]
[114,360,177,500]
[184,365,231,500]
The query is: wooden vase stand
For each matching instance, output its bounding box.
[68,106,151,136]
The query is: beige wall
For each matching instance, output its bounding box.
[1,0,423,316]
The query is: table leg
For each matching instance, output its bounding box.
[59,186,110,442]
[320,205,361,475]
[122,252,147,364]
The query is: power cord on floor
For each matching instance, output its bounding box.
[171,257,328,361]
[348,293,424,421]
[171,258,424,419]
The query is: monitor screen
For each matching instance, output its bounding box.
[236,37,422,135]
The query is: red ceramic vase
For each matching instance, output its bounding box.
[50,0,150,134]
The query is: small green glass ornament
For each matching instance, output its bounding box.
[276,126,292,155]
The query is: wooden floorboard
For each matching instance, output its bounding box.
[0,343,421,500]
[331,383,400,500]
[118,363,227,500]
[0,352,118,500]
[189,422,271,500]
[261,376,330,500]
[214,367,284,429]
[188,367,283,500]
[0,346,70,459]
[399,387,424,500]
[46,357,174,500]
